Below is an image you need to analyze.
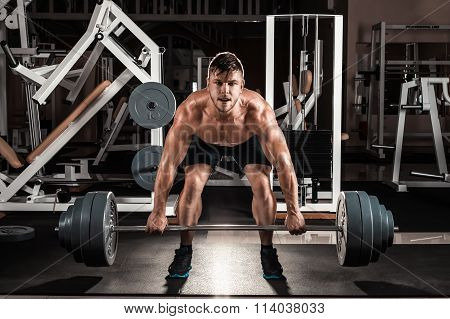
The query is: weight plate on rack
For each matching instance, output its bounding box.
[131,145,163,191]
[128,82,176,129]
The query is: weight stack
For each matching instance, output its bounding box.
[282,130,333,179]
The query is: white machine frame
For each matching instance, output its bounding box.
[389,77,450,191]
[0,0,179,214]
[266,14,343,213]
[276,40,323,131]
[365,22,450,159]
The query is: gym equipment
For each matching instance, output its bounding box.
[128,82,176,129]
[0,225,35,242]
[267,15,343,215]
[131,145,163,191]
[0,0,167,213]
[57,190,397,267]
[410,171,450,183]
[364,22,450,159]
[383,78,450,191]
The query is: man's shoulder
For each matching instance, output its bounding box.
[243,89,265,105]
[188,89,209,104]
[178,90,208,112]
[174,91,206,125]
[242,90,276,132]
[243,89,271,116]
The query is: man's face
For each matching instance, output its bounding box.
[207,70,244,114]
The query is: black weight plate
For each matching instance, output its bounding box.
[356,191,373,266]
[336,191,363,266]
[64,205,74,252]
[79,192,96,264]
[387,209,394,247]
[58,210,67,248]
[70,197,85,263]
[131,145,163,191]
[369,196,382,262]
[87,191,118,267]
[380,204,389,253]
[128,82,176,129]
[0,226,35,242]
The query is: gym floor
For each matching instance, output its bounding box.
[1,171,450,297]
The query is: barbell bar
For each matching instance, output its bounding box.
[115,225,338,232]
[56,224,400,233]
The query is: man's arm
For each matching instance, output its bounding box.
[249,101,301,217]
[152,100,195,213]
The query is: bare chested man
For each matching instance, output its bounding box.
[146,52,306,279]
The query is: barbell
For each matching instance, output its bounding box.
[56,190,397,268]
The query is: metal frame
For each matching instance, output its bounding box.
[196,56,213,90]
[31,0,160,105]
[93,101,153,164]
[0,22,6,136]
[389,77,450,191]
[0,1,171,214]
[2,0,32,64]
[94,101,129,165]
[266,14,343,213]
[0,193,178,215]
[365,22,450,159]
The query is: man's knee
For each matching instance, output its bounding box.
[250,177,273,200]
[182,175,206,204]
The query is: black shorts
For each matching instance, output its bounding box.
[182,135,271,170]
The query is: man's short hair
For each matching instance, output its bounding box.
[207,52,245,79]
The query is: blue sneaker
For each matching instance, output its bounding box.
[168,247,192,278]
[261,248,283,280]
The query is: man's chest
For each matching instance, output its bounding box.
[195,118,253,146]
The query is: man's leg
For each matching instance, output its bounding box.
[244,164,277,244]
[244,164,283,279]
[168,163,211,278]
[177,163,212,244]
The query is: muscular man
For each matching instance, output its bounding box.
[147,52,306,279]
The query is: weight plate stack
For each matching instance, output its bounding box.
[356,191,374,266]
[336,191,363,266]
[387,209,394,247]
[379,204,389,253]
[368,195,383,263]
[70,197,85,263]
[86,191,118,267]
[79,192,97,264]
[58,205,72,248]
